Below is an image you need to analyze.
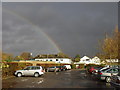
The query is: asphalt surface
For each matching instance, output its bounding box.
[2,69,115,89]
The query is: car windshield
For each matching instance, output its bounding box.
[101,68,110,72]
[94,67,101,69]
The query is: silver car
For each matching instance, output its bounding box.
[97,67,119,83]
[14,66,45,77]
[110,70,120,90]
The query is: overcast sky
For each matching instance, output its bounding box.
[2,2,118,57]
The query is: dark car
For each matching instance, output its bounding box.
[57,66,67,71]
[46,66,61,72]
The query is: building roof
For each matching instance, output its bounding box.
[80,56,91,60]
[34,54,70,59]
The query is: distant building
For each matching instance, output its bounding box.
[35,58,72,64]
[79,56,91,64]
[34,54,72,64]
[74,56,101,65]
[91,56,101,65]
[105,59,118,63]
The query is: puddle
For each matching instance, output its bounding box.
[37,80,44,84]
[21,79,28,82]
[26,85,35,88]
[106,83,111,87]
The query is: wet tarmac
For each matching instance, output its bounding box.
[2,69,115,89]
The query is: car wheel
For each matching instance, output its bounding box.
[34,73,40,77]
[106,77,111,83]
[17,72,22,77]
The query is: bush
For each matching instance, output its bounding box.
[71,64,76,69]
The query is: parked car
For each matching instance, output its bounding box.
[92,66,110,75]
[110,70,120,90]
[64,65,71,70]
[61,66,67,71]
[88,66,101,74]
[92,67,104,75]
[46,66,61,72]
[97,67,119,83]
[57,66,67,71]
[14,66,45,77]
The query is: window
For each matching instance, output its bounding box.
[86,59,89,61]
[31,66,36,70]
[24,66,31,70]
[112,68,118,73]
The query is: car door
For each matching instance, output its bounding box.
[51,66,56,71]
[28,66,36,75]
[23,66,31,76]
[103,69,112,77]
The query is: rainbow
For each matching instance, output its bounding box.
[2,8,63,54]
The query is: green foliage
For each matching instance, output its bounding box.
[71,64,76,69]
[5,59,12,62]
[2,53,14,62]
[74,54,80,62]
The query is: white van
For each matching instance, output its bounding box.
[64,65,71,70]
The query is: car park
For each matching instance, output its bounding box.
[14,66,45,77]
[110,70,120,90]
[97,67,119,83]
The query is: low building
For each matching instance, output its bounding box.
[105,59,118,63]
[91,56,101,65]
[34,54,72,64]
[74,56,101,65]
[79,56,91,64]
[35,58,72,64]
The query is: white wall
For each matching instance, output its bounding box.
[35,58,72,64]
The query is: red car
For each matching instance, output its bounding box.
[88,67,102,74]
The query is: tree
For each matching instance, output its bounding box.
[74,54,80,62]
[2,52,14,62]
[98,27,119,59]
[57,52,70,58]
[20,52,33,60]
[14,56,24,60]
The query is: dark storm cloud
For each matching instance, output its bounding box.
[2,10,60,56]
[2,2,118,57]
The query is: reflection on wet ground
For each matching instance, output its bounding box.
[2,69,114,89]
